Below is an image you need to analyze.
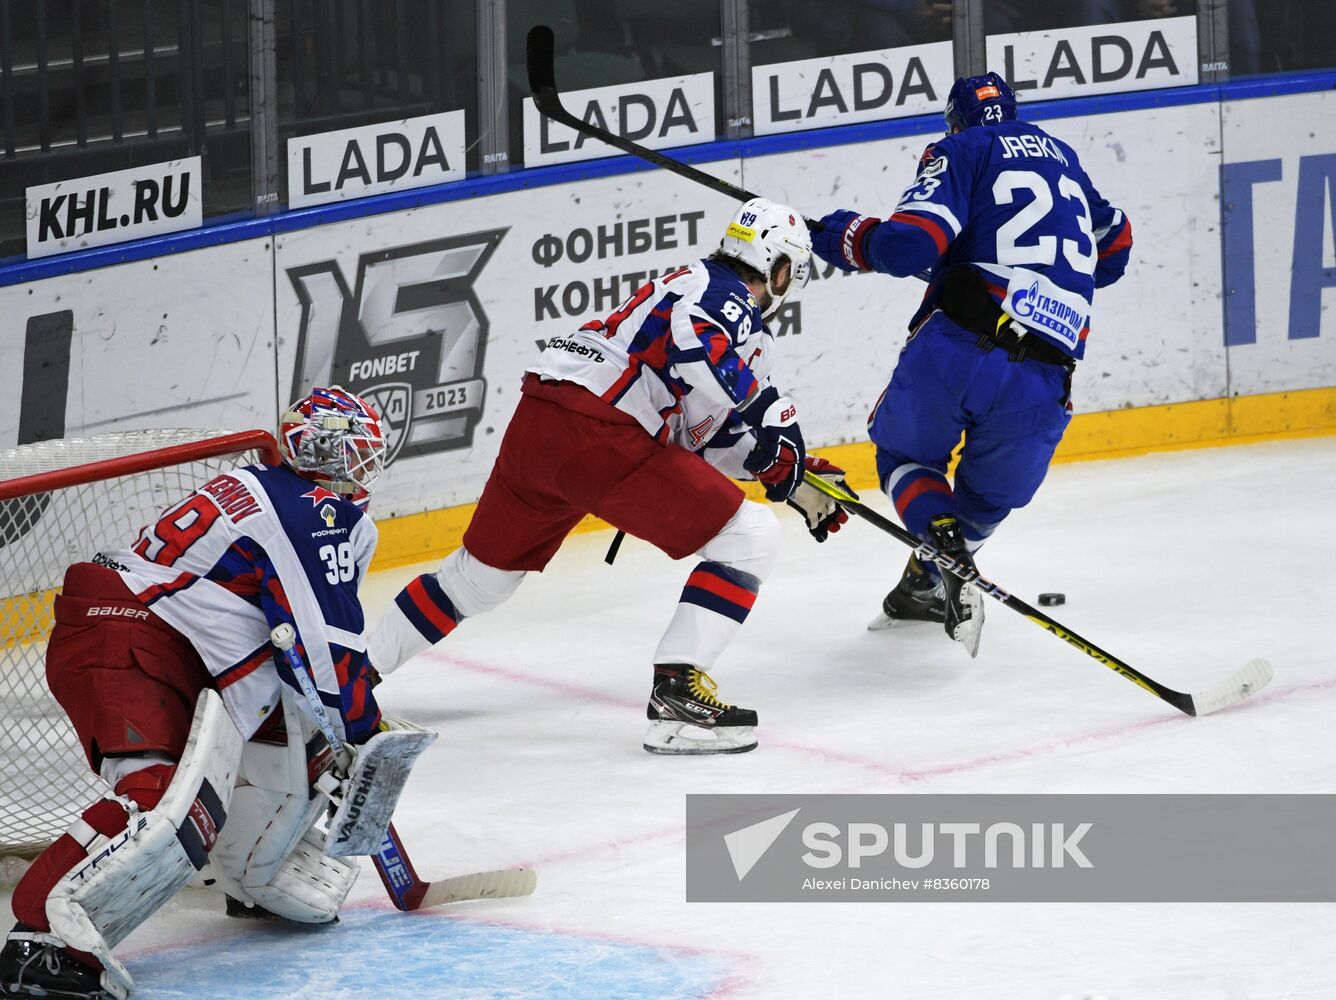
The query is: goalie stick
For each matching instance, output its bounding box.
[801,473,1274,717]
[526,25,820,232]
[269,624,537,910]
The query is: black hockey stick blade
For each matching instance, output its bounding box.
[802,471,1274,716]
[525,24,822,231]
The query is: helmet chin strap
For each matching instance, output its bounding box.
[761,258,794,320]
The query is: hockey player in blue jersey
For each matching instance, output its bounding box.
[811,72,1132,656]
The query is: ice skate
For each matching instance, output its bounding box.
[867,554,946,630]
[0,927,111,1000]
[927,514,984,658]
[644,665,758,755]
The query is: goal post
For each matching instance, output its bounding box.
[0,429,280,865]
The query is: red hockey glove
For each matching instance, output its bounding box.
[787,456,855,542]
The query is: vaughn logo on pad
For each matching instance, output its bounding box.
[687,794,1336,902]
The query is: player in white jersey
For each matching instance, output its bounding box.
[2,389,393,1000]
[368,199,851,756]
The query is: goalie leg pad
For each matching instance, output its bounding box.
[325,718,437,857]
[209,689,328,893]
[44,689,242,999]
[237,828,360,924]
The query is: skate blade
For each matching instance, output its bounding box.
[867,609,945,631]
[642,720,757,755]
[950,586,985,659]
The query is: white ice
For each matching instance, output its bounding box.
[5,437,1336,999]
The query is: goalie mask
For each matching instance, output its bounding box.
[718,198,812,320]
[279,387,386,508]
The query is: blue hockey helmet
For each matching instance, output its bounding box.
[944,72,1017,132]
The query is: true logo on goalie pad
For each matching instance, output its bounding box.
[174,779,227,871]
[70,816,149,884]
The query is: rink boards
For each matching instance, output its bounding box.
[2,83,1335,568]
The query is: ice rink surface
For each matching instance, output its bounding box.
[6,436,1336,999]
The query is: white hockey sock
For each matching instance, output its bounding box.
[368,547,524,675]
[653,502,781,668]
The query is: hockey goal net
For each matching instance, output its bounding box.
[0,429,279,869]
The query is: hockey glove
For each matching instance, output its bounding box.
[812,210,880,272]
[739,386,805,502]
[787,456,855,542]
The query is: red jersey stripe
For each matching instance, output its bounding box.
[889,211,950,255]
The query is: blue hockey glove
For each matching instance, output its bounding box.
[739,386,805,503]
[812,210,879,272]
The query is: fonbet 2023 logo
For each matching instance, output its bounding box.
[287,230,506,466]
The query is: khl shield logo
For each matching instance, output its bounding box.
[359,382,412,466]
[286,229,506,465]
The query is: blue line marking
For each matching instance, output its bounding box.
[3,69,1335,289]
[126,907,735,999]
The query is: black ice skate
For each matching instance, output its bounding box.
[225,895,339,925]
[0,926,110,1000]
[927,514,984,658]
[867,554,945,630]
[644,664,758,755]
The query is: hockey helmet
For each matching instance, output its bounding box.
[717,197,812,319]
[944,72,1017,133]
[279,386,386,508]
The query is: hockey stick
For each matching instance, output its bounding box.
[269,625,537,910]
[802,473,1274,717]
[526,25,820,231]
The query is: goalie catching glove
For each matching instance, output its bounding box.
[787,456,854,542]
[739,386,806,502]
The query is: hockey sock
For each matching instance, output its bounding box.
[653,561,761,666]
[884,463,955,541]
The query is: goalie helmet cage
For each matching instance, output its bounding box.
[0,429,280,866]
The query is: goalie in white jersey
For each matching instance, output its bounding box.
[368,199,852,756]
[2,389,398,1000]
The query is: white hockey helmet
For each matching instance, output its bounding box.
[717,197,812,319]
[278,386,387,509]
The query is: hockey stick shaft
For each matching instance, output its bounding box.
[526,25,821,231]
[804,473,1207,715]
[269,625,536,910]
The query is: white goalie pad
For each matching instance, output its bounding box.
[325,717,437,857]
[209,688,329,893]
[45,690,243,999]
[237,826,360,923]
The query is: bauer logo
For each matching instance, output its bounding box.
[686,794,1336,902]
[287,230,505,465]
[25,157,202,259]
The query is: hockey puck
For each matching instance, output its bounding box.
[1038,592,1066,606]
